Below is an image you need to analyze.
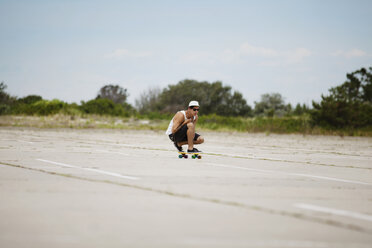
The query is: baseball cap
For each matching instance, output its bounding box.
[188,100,199,107]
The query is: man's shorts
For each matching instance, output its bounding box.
[169,124,200,143]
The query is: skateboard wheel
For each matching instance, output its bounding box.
[178,154,183,158]
[192,155,196,159]
[184,155,188,159]
[197,155,202,159]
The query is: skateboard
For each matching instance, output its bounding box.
[178,152,202,159]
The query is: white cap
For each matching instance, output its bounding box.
[188,100,199,107]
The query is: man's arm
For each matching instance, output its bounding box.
[172,112,191,134]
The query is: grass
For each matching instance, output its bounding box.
[0,114,371,136]
[198,114,313,133]
[0,114,169,130]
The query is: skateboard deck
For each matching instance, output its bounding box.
[178,151,202,159]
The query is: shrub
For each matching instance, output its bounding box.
[29,99,66,115]
[80,98,130,117]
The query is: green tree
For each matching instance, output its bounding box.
[312,67,372,128]
[11,95,43,114]
[97,84,129,105]
[156,79,252,116]
[17,95,43,104]
[80,98,130,116]
[0,82,13,104]
[254,93,287,117]
[0,82,16,114]
[293,103,310,116]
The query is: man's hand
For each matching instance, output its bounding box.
[193,114,199,123]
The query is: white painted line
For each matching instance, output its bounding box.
[294,203,372,222]
[287,172,371,185]
[204,162,371,186]
[36,159,139,180]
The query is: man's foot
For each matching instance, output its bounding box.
[174,142,183,152]
[187,148,202,153]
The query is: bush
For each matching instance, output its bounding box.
[11,99,66,115]
[29,99,66,115]
[0,104,11,115]
[11,95,46,115]
[61,103,83,116]
[17,95,43,105]
[80,98,131,117]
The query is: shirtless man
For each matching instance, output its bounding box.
[165,100,204,153]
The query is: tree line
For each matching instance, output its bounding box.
[135,80,310,117]
[1,67,371,129]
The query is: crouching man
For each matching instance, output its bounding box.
[165,100,204,153]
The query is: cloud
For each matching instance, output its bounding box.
[105,49,152,59]
[331,48,367,58]
[239,43,279,57]
[286,47,312,63]
[177,43,312,66]
[233,43,312,66]
[178,51,215,64]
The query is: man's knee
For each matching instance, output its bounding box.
[187,122,195,129]
[197,136,204,144]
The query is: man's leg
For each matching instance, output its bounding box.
[174,123,204,147]
[176,124,204,147]
[186,122,195,150]
[195,136,204,144]
[177,136,204,146]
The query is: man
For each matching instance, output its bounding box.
[165,100,204,153]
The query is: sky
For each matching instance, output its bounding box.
[1,0,372,107]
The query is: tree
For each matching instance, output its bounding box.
[254,93,287,117]
[0,82,6,100]
[0,82,16,114]
[17,95,43,105]
[9,95,43,115]
[135,87,161,114]
[156,79,252,116]
[80,98,130,116]
[97,84,129,105]
[213,91,252,116]
[0,82,13,104]
[293,103,310,116]
[312,67,372,128]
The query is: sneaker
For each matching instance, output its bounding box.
[187,148,202,153]
[174,142,183,152]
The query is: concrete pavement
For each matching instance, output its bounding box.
[1,127,372,247]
